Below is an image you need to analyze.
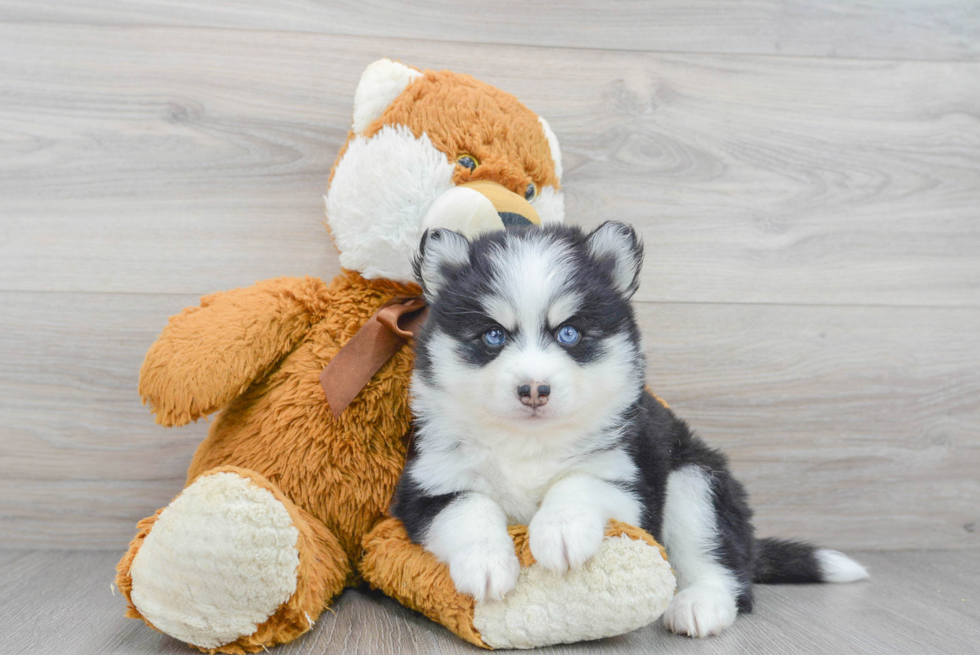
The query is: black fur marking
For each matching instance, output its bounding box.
[391,454,462,544]
[709,468,757,612]
[754,538,823,584]
[412,339,438,387]
[453,325,515,368]
[624,391,758,612]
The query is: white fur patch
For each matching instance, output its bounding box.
[423,494,520,602]
[661,465,741,638]
[545,290,582,328]
[352,59,422,134]
[487,233,576,338]
[474,535,675,648]
[129,472,300,649]
[531,185,565,225]
[529,473,641,573]
[663,583,738,638]
[816,549,870,583]
[537,116,563,181]
[326,124,455,281]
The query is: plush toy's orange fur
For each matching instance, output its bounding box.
[118,271,420,653]
[116,65,669,653]
[366,70,562,191]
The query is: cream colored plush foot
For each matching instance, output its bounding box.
[129,471,300,649]
[473,533,676,649]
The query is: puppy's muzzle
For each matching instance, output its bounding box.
[518,383,550,408]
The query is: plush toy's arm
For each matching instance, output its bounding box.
[139,276,328,427]
[360,518,675,650]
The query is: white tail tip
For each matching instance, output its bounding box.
[816,549,870,583]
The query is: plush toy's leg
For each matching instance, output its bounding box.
[116,466,349,654]
[360,518,676,649]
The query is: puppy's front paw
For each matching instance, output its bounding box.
[529,505,604,574]
[663,583,737,638]
[448,541,520,602]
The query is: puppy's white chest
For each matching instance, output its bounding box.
[479,451,564,524]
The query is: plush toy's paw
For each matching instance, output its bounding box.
[663,583,738,638]
[448,540,521,602]
[126,471,301,650]
[117,467,351,653]
[528,505,605,574]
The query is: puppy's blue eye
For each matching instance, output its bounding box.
[556,325,580,345]
[483,327,507,347]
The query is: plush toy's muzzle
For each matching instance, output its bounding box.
[422,179,541,240]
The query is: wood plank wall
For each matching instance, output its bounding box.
[1,2,978,550]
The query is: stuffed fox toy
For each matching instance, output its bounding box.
[116,59,675,653]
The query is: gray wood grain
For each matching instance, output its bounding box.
[1,549,977,654]
[2,25,979,306]
[0,292,207,548]
[2,291,977,550]
[2,1,979,61]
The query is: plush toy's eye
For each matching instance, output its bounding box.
[556,325,580,346]
[524,183,537,201]
[457,154,478,171]
[483,327,507,347]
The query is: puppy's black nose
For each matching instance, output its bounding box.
[518,383,550,407]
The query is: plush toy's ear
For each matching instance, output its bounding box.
[413,228,470,297]
[352,59,423,134]
[538,116,563,181]
[586,221,643,298]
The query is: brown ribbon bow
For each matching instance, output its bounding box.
[319,296,428,417]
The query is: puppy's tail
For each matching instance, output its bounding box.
[753,538,870,584]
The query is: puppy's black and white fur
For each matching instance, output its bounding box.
[392,223,868,637]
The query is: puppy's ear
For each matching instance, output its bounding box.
[585,221,644,298]
[413,228,470,297]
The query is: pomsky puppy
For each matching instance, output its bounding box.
[391,222,868,637]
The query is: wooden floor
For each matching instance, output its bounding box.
[1,549,977,655]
